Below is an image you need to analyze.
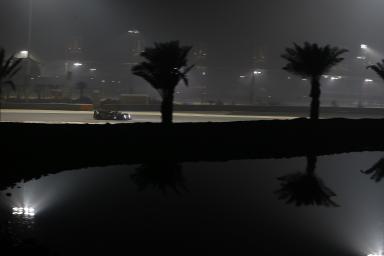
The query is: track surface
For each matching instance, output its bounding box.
[0,109,299,124]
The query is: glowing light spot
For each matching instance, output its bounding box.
[330,76,342,80]
[15,50,29,59]
[128,30,140,34]
[12,207,36,216]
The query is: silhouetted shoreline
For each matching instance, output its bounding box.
[1,118,384,190]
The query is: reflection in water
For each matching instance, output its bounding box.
[362,157,384,182]
[275,155,339,207]
[3,152,384,255]
[131,162,187,194]
[1,206,58,254]
[12,207,35,217]
[2,208,35,249]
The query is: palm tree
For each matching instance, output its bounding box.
[132,41,194,124]
[0,48,21,121]
[367,60,384,80]
[361,157,384,182]
[367,61,384,103]
[275,155,338,207]
[281,42,348,119]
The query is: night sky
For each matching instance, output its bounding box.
[1,0,384,67]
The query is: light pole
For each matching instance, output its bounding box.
[357,44,371,107]
[128,29,143,59]
[127,29,142,94]
[22,0,33,100]
[200,70,207,104]
[359,43,375,66]
[64,62,83,99]
[250,70,262,105]
[26,0,33,79]
[360,44,369,62]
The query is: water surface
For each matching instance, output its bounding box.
[2,152,384,255]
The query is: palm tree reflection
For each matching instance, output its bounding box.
[276,155,339,207]
[361,157,384,182]
[131,162,187,194]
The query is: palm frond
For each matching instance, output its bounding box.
[0,48,21,90]
[282,42,348,78]
[361,157,384,182]
[367,60,384,80]
[132,41,194,94]
[132,62,158,88]
[276,172,339,207]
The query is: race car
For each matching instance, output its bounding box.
[93,110,132,120]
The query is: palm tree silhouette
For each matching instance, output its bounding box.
[132,41,194,124]
[367,60,384,83]
[276,155,339,207]
[0,48,21,120]
[131,162,187,195]
[281,42,348,119]
[362,61,384,108]
[361,157,384,182]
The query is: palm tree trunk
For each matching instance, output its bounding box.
[310,77,321,120]
[161,88,175,124]
[306,154,317,175]
[0,86,2,122]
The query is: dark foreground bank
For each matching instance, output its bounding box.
[1,118,384,190]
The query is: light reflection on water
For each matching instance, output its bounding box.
[12,207,35,216]
[1,152,384,255]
